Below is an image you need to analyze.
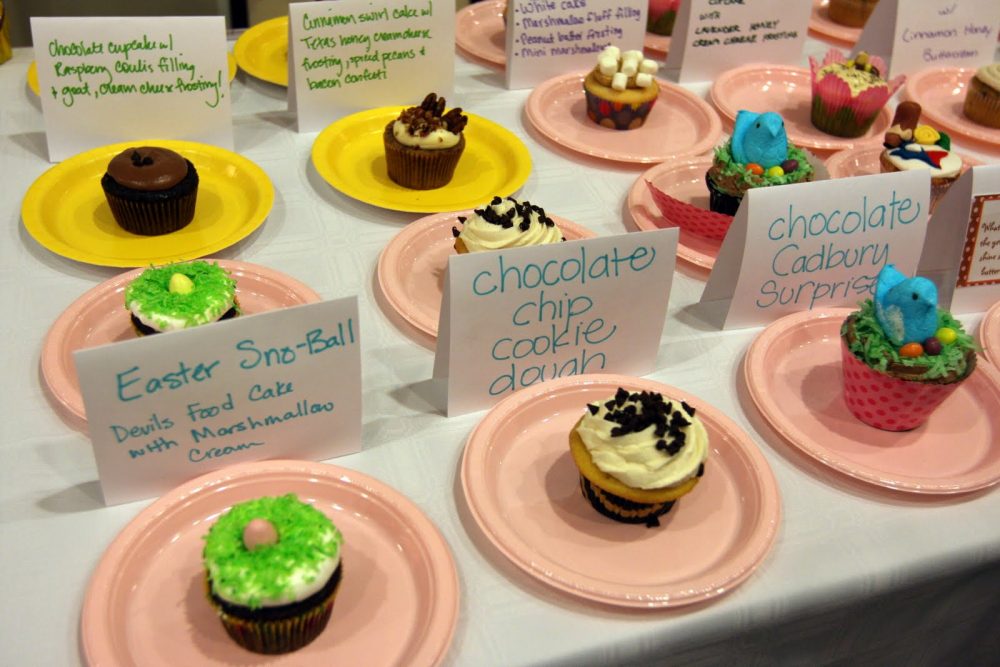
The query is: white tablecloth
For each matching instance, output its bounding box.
[2,35,1000,667]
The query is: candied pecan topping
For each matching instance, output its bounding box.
[398,93,468,136]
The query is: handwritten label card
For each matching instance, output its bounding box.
[289,0,454,132]
[856,0,1000,78]
[505,0,647,90]
[433,230,678,416]
[30,17,232,162]
[700,170,931,329]
[918,165,1000,314]
[75,298,362,505]
[665,0,810,83]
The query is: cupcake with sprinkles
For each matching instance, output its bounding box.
[124,260,239,336]
[569,388,708,527]
[452,196,563,254]
[203,494,344,654]
[841,265,977,431]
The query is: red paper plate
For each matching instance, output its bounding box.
[461,373,781,608]
[81,460,459,666]
[745,308,1000,493]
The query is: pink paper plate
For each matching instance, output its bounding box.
[710,64,892,152]
[460,373,781,608]
[824,145,981,179]
[903,67,1000,148]
[81,460,459,667]
[807,0,862,46]
[644,32,671,55]
[525,71,722,164]
[377,212,595,338]
[40,260,321,424]
[627,157,722,272]
[745,308,1000,493]
[980,300,1000,366]
[455,0,505,66]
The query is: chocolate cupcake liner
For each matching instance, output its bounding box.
[705,174,744,217]
[811,97,879,138]
[841,338,973,432]
[383,123,465,190]
[962,77,1000,129]
[208,564,342,655]
[579,475,675,528]
[584,90,657,131]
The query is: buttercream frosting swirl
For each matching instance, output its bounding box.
[575,389,709,490]
[974,63,1000,91]
[453,196,563,252]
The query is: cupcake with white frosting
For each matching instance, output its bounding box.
[203,494,344,654]
[124,260,239,336]
[452,196,563,254]
[963,63,1000,129]
[384,93,467,190]
[584,46,660,130]
[569,388,708,527]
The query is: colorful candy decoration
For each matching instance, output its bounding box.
[746,163,763,175]
[899,342,924,358]
[924,338,943,356]
[168,272,194,295]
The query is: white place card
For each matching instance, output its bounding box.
[289,0,454,132]
[855,0,1000,78]
[918,165,1000,314]
[433,230,679,416]
[700,170,931,329]
[30,17,233,162]
[75,298,362,505]
[665,0,811,83]
[505,0,646,90]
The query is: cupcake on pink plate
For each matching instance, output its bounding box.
[648,0,681,36]
[809,49,904,138]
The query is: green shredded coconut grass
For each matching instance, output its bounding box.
[843,299,977,381]
[125,261,237,330]
[709,141,815,196]
[203,494,342,609]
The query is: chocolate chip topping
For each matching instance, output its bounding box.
[397,93,468,136]
[107,146,188,191]
[595,388,696,457]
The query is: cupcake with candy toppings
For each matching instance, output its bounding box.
[203,494,344,654]
[569,388,708,527]
[809,50,904,138]
[584,46,660,130]
[705,110,816,219]
[124,260,239,336]
[841,265,977,431]
[101,146,199,235]
[879,101,962,212]
[384,93,467,190]
[452,196,563,254]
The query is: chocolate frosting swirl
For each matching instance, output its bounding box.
[106,147,188,191]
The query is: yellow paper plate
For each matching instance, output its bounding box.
[27,55,238,97]
[312,108,532,213]
[21,139,274,267]
[234,16,289,87]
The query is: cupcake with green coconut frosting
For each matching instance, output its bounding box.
[203,494,344,654]
[125,260,239,336]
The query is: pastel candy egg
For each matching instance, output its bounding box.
[746,163,764,175]
[243,518,279,551]
[766,165,785,177]
[900,342,924,358]
[168,273,194,295]
[936,327,957,344]
[924,337,943,356]
[780,159,799,173]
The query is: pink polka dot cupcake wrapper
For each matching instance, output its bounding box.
[840,340,962,432]
[645,179,733,241]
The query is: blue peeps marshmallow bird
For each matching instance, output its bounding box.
[731,110,788,169]
[874,264,939,346]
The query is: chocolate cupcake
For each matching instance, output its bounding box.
[101,146,198,235]
[384,93,467,190]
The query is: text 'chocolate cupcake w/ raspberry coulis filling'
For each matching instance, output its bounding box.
[383,93,468,190]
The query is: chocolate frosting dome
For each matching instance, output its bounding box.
[106,146,188,191]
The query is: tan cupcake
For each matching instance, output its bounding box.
[963,64,1000,129]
